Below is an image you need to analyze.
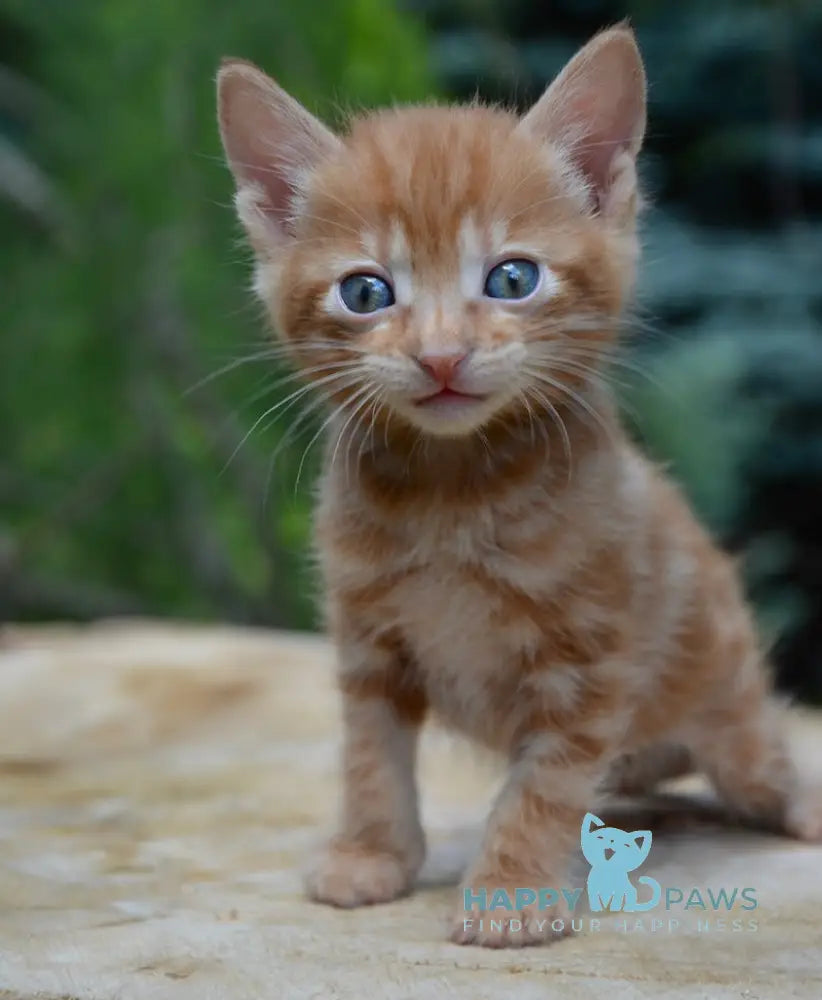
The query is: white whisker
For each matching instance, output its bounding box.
[525,367,616,447]
[523,382,573,482]
[220,368,361,476]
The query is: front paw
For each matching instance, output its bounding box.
[450,882,573,948]
[305,839,419,908]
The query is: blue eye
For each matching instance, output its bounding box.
[339,273,395,314]
[484,259,540,300]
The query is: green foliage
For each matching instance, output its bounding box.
[0,0,431,626]
[2,0,821,702]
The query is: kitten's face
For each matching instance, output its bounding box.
[218,28,646,441]
[273,110,627,438]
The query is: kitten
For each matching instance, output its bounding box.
[217,26,822,948]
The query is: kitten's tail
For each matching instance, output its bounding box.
[633,876,661,912]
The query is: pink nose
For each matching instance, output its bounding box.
[417,351,467,385]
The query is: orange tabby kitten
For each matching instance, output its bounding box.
[217,26,822,948]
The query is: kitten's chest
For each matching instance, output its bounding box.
[326,497,564,740]
[387,525,529,740]
[380,508,515,657]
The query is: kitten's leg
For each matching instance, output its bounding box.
[695,676,822,841]
[606,743,694,796]
[306,637,427,907]
[453,729,612,948]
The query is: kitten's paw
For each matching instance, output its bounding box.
[450,885,573,949]
[784,789,822,842]
[305,841,418,908]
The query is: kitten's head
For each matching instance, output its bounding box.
[580,812,652,871]
[217,27,646,440]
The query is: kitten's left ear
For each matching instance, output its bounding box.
[632,830,652,853]
[217,59,341,254]
[518,24,646,219]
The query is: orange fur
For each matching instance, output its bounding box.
[217,27,822,948]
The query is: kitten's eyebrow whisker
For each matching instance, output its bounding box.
[504,191,571,223]
[292,212,362,238]
[311,186,373,233]
[493,159,560,220]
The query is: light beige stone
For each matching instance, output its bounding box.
[0,620,820,998]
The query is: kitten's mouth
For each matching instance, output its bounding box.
[604,848,615,861]
[414,387,486,407]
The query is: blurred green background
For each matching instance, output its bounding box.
[1,1,820,700]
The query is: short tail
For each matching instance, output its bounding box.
[633,876,661,912]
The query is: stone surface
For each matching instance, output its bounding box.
[0,619,820,999]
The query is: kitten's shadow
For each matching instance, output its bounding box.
[418,788,783,890]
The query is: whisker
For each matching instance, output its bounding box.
[296,382,374,494]
[220,369,360,476]
[356,390,386,469]
[183,348,286,396]
[518,388,537,449]
[532,354,632,393]
[331,384,383,484]
[263,391,331,510]
[310,188,373,233]
[526,368,616,447]
[523,382,573,482]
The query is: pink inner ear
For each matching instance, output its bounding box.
[218,62,340,237]
[519,29,646,208]
[239,150,296,231]
[219,79,300,230]
[566,86,642,204]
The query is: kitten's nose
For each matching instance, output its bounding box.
[416,351,467,386]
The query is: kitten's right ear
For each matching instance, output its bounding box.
[217,59,340,254]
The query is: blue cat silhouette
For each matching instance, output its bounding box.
[581,812,661,912]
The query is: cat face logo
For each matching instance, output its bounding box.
[580,812,662,912]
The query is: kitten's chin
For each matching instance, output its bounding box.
[391,391,510,438]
